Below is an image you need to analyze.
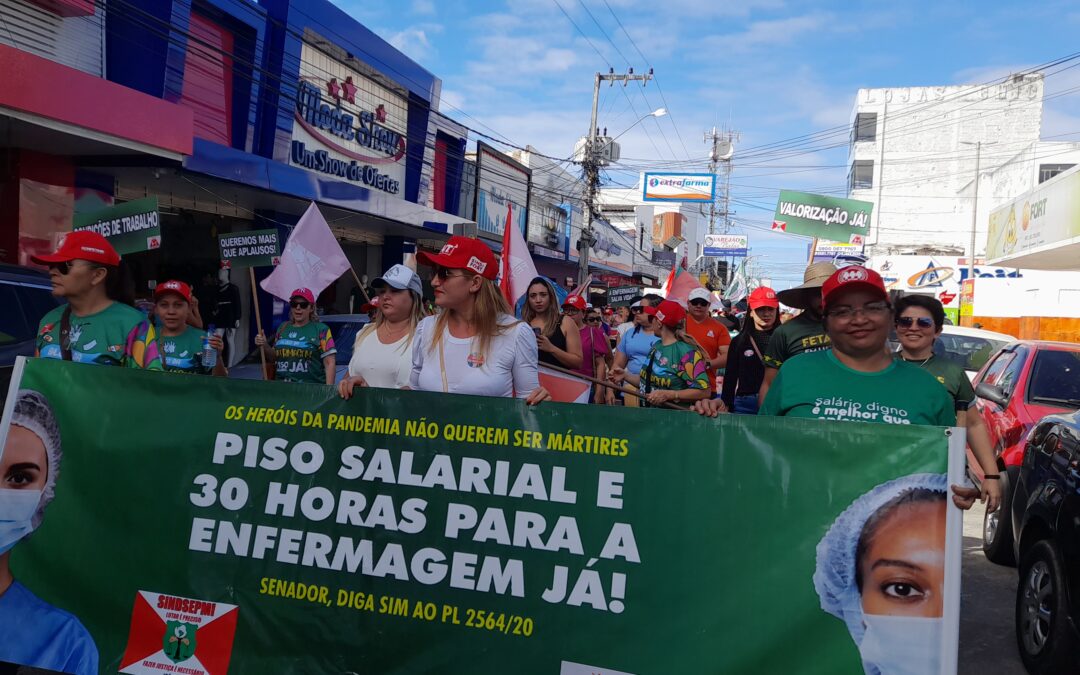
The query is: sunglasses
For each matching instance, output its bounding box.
[48,261,97,275]
[290,301,311,309]
[896,316,934,329]
[689,299,710,307]
[630,307,645,314]
[585,316,600,324]
[433,266,467,281]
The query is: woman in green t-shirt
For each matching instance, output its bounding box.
[637,300,711,409]
[255,288,337,385]
[894,294,1002,513]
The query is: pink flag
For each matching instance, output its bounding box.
[260,202,351,301]
[665,268,707,307]
[498,203,538,306]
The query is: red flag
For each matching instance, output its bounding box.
[499,203,537,307]
[660,263,677,296]
[665,268,709,307]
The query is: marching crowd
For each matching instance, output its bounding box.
[21,230,1003,511]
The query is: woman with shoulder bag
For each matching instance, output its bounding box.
[721,287,780,415]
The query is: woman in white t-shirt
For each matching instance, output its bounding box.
[411,236,549,404]
[338,265,425,397]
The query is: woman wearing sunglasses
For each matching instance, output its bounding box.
[636,300,711,409]
[894,295,1002,512]
[411,237,549,404]
[564,298,612,403]
[33,231,162,369]
[522,278,582,370]
[255,288,336,384]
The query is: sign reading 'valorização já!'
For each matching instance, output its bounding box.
[771,190,874,245]
[218,229,281,268]
[73,197,161,255]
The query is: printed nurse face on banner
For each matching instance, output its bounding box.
[0,390,101,671]
[290,40,407,196]
[814,473,948,675]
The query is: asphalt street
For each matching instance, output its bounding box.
[959,503,1026,675]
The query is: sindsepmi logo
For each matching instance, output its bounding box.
[119,591,239,675]
[560,661,637,675]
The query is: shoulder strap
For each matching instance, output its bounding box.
[438,338,449,393]
[641,348,658,397]
[59,306,73,362]
[748,332,765,363]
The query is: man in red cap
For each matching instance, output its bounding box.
[33,231,162,369]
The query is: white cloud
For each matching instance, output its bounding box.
[702,13,831,53]
[411,0,435,15]
[388,23,443,63]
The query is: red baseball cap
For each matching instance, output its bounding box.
[562,295,587,311]
[32,231,120,267]
[290,288,316,304]
[153,280,192,303]
[821,266,887,309]
[748,286,779,310]
[417,236,498,280]
[652,299,687,328]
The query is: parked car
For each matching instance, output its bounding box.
[972,341,1080,565]
[0,264,60,405]
[1010,411,1080,674]
[230,314,370,383]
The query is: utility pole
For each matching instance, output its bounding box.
[704,126,738,284]
[579,68,653,287]
[959,140,993,282]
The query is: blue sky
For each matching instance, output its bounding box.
[334,0,1080,289]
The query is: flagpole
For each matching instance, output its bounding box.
[541,362,686,411]
[248,267,268,381]
[348,268,372,305]
[808,238,819,264]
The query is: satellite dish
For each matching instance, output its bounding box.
[715,140,734,160]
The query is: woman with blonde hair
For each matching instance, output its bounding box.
[522,277,582,370]
[338,265,426,397]
[634,299,711,408]
[410,237,549,404]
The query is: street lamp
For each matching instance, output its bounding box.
[606,108,667,144]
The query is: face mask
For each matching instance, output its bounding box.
[858,614,943,675]
[0,489,42,555]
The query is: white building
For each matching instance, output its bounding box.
[597,183,709,265]
[847,73,1080,258]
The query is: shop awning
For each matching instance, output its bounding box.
[0,44,193,160]
[987,236,1080,271]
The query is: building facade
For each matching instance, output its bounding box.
[847,74,1080,258]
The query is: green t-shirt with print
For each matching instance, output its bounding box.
[762,312,831,369]
[638,341,710,408]
[159,327,211,375]
[760,350,955,427]
[37,302,163,370]
[273,321,336,384]
[895,353,976,412]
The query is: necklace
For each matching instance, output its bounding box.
[902,352,933,366]
[379,322,410,341]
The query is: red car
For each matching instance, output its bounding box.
[971,340,1080,565]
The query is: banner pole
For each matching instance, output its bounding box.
[541,362,685,411]
[248,267,268,381]
[808,237,819,264]
[349,267,372,305]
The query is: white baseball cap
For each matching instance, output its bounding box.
[688,287,712,303]
[373,264,423,296]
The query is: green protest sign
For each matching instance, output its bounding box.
[771,190,874,245]
[73,197,161,255]
[218,229,281,268]
[3,359,963,674]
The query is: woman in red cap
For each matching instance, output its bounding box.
[564,297,612,402]
[412,236,548,404]
[33,231,161,369]
[153,280,227,376]
[720,287,780,414]
[522,278,582,370]
[631,299,711,409]
[255,288,336,384]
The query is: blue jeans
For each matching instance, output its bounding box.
[733,395,759,415]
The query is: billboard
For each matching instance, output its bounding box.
[703,234,748,257]
[567,218,635,274]
[641,173,716,202]
[475,141,531,240]
[73,197,161,255]
[771,191,873,244]
[987,166,1080,264]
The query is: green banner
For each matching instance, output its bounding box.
[73,197,162,255]
[607,285,642,307]
[3,359,962,674]
[772,190,873,245]
[218,229,281,268]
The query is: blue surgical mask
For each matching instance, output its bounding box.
[0,489,42,555]
[858,614,943,675]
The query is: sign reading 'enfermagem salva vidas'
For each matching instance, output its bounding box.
[290,41,407,196]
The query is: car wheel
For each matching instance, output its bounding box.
[1015,539,1078,674]
[982,477,1015,566]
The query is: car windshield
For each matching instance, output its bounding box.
[1028,350,1080,408]
[935,333,1009,372]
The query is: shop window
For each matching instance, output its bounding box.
[1038,163,1075,183]
[851,113,877,143]
[178,12,234,146]
[848,160,873,190]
